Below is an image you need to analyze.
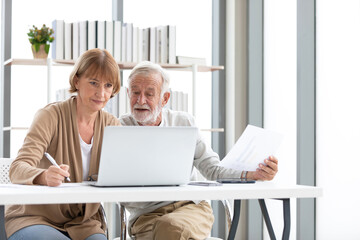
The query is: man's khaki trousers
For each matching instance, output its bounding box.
[130,200,214,240]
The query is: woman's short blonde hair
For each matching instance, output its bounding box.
[69,49,121,97]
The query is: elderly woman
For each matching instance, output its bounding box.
[5,49,121,240]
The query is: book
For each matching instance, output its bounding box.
[168,25,176,64]
[171,90,178,110]
[79,21,88,56]
[183,93,188,112]
[56,88,65,101]
[64,22,72,60]
[113,21,122,62]
[72,22,79,60]
[160,26,168,64]
[51,19,64,60]
[118,87,127,116]
[178,91,183,111]
[164,88,172,110]
[137,27,143,62]
[149,27,156,62]
[97,20,105,49]
[142,28,150,61]
[126,23,133,62]
[121,23,127,62]
[56,88,77,101]
[104,94,118,117]
[156,26,162,63]
[105,21,114,56]
[88,21,97,50]
[176,56,206,65]
[132,26,138,63]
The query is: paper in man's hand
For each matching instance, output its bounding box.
[219,125,282,171]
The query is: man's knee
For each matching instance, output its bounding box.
[152,215,190,240]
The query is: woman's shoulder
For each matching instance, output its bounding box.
[100,110,121,126]
[34,98,75,123]
[42,97,74,112]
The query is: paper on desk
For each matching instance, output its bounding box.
[219,125,283,171]
[0,183,87,188]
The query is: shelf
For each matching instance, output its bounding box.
[3,126,29,131]
[4,58,48,66]
[200,128,224,132]
[4,58,224,72]
[3,126,224,132]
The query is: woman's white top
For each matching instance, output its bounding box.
[79,134,93,181]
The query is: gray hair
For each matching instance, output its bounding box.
[127,61,170,96]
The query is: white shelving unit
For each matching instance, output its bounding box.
[3,58,224,133]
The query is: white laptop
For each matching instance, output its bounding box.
[90,126,197,187]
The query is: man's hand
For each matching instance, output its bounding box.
[247,156,278,181]
[34,164,70,187]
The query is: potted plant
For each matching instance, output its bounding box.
[27,24,54,59]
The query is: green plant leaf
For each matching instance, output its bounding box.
[27,24,54,45]
[33,43,40,52]
[45,44,50,54]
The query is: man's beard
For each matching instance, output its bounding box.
[131,101,162,125]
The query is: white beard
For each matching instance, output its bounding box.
[131,101,162,125]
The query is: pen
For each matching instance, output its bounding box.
[44,152,71,182]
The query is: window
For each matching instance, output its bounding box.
[316,1,360,238]
[263,0,297,238]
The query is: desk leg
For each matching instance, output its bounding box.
[0,205,7,240]
[258,199,291,240]
[282,199,290,240]
[258,199,276,240]
[227,200,241,240]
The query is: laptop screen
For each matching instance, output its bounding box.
[95,126,197,186]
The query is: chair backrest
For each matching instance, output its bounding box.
[0,158,14,184]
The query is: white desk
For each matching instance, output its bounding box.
[0,182,322,240]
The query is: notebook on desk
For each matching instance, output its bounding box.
[90,126,197,187]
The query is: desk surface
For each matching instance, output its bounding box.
[0,181,322,205]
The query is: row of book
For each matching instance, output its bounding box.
[55,87,188,118]
[167,89,189,113]
[51,20,176,64]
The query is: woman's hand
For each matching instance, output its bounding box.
[34,164,70,187]
[247,156,278,181]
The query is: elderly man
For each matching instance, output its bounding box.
[120,61,278,240]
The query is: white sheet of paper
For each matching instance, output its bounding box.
[0,182,87,189]
[219,125,283,171]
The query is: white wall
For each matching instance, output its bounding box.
[263,0,297,239]
[316,1,360,239]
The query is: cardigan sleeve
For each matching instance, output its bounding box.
[104,111,122,126]
[9,106,57,185]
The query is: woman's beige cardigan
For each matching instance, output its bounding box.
[5,97,121,240]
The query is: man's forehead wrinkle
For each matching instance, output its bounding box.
[130,83,160,92]
[130,85,157,91]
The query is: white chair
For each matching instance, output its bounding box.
[0,158,13,184]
